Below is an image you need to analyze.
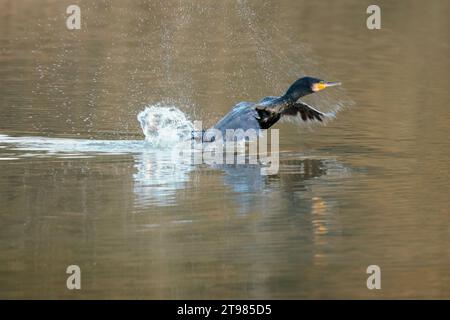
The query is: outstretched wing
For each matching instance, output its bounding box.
[213,101,261,132]
[281,101,335,124]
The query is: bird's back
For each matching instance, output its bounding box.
[213,96,281,129]
[212,101,260,134]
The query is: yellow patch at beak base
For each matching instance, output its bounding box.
[312,83,327,92]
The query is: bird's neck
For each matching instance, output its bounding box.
[282,87,312,102]
[267,96,296,114]
[279,94,298,105]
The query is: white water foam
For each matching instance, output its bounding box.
[137,104,194,147]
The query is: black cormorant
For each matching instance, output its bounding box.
[197,76,340,142]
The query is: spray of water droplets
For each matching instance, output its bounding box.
[137,104,194,147]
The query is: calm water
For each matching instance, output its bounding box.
[1,0,449,299]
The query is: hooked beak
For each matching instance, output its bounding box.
[324,81,341,87]
[312,81,341,92]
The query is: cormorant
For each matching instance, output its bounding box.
[197,76,341,142]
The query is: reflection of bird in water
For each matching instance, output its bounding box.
[222,158,327,190]
[216,158,329,213]
[133,149,193,207]
[267,158,328,189]
[199,77,341,142]
[131,148,350,214]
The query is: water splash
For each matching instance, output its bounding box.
[137,104,194,147]
[0,105,195,159]
[0,104,197,207]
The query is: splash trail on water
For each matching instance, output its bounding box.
[0,105,195,159]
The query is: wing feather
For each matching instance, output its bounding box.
[281,102,335,125]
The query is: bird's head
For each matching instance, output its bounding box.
[284,76,341,101]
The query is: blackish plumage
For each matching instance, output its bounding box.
[200,76,341,142]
